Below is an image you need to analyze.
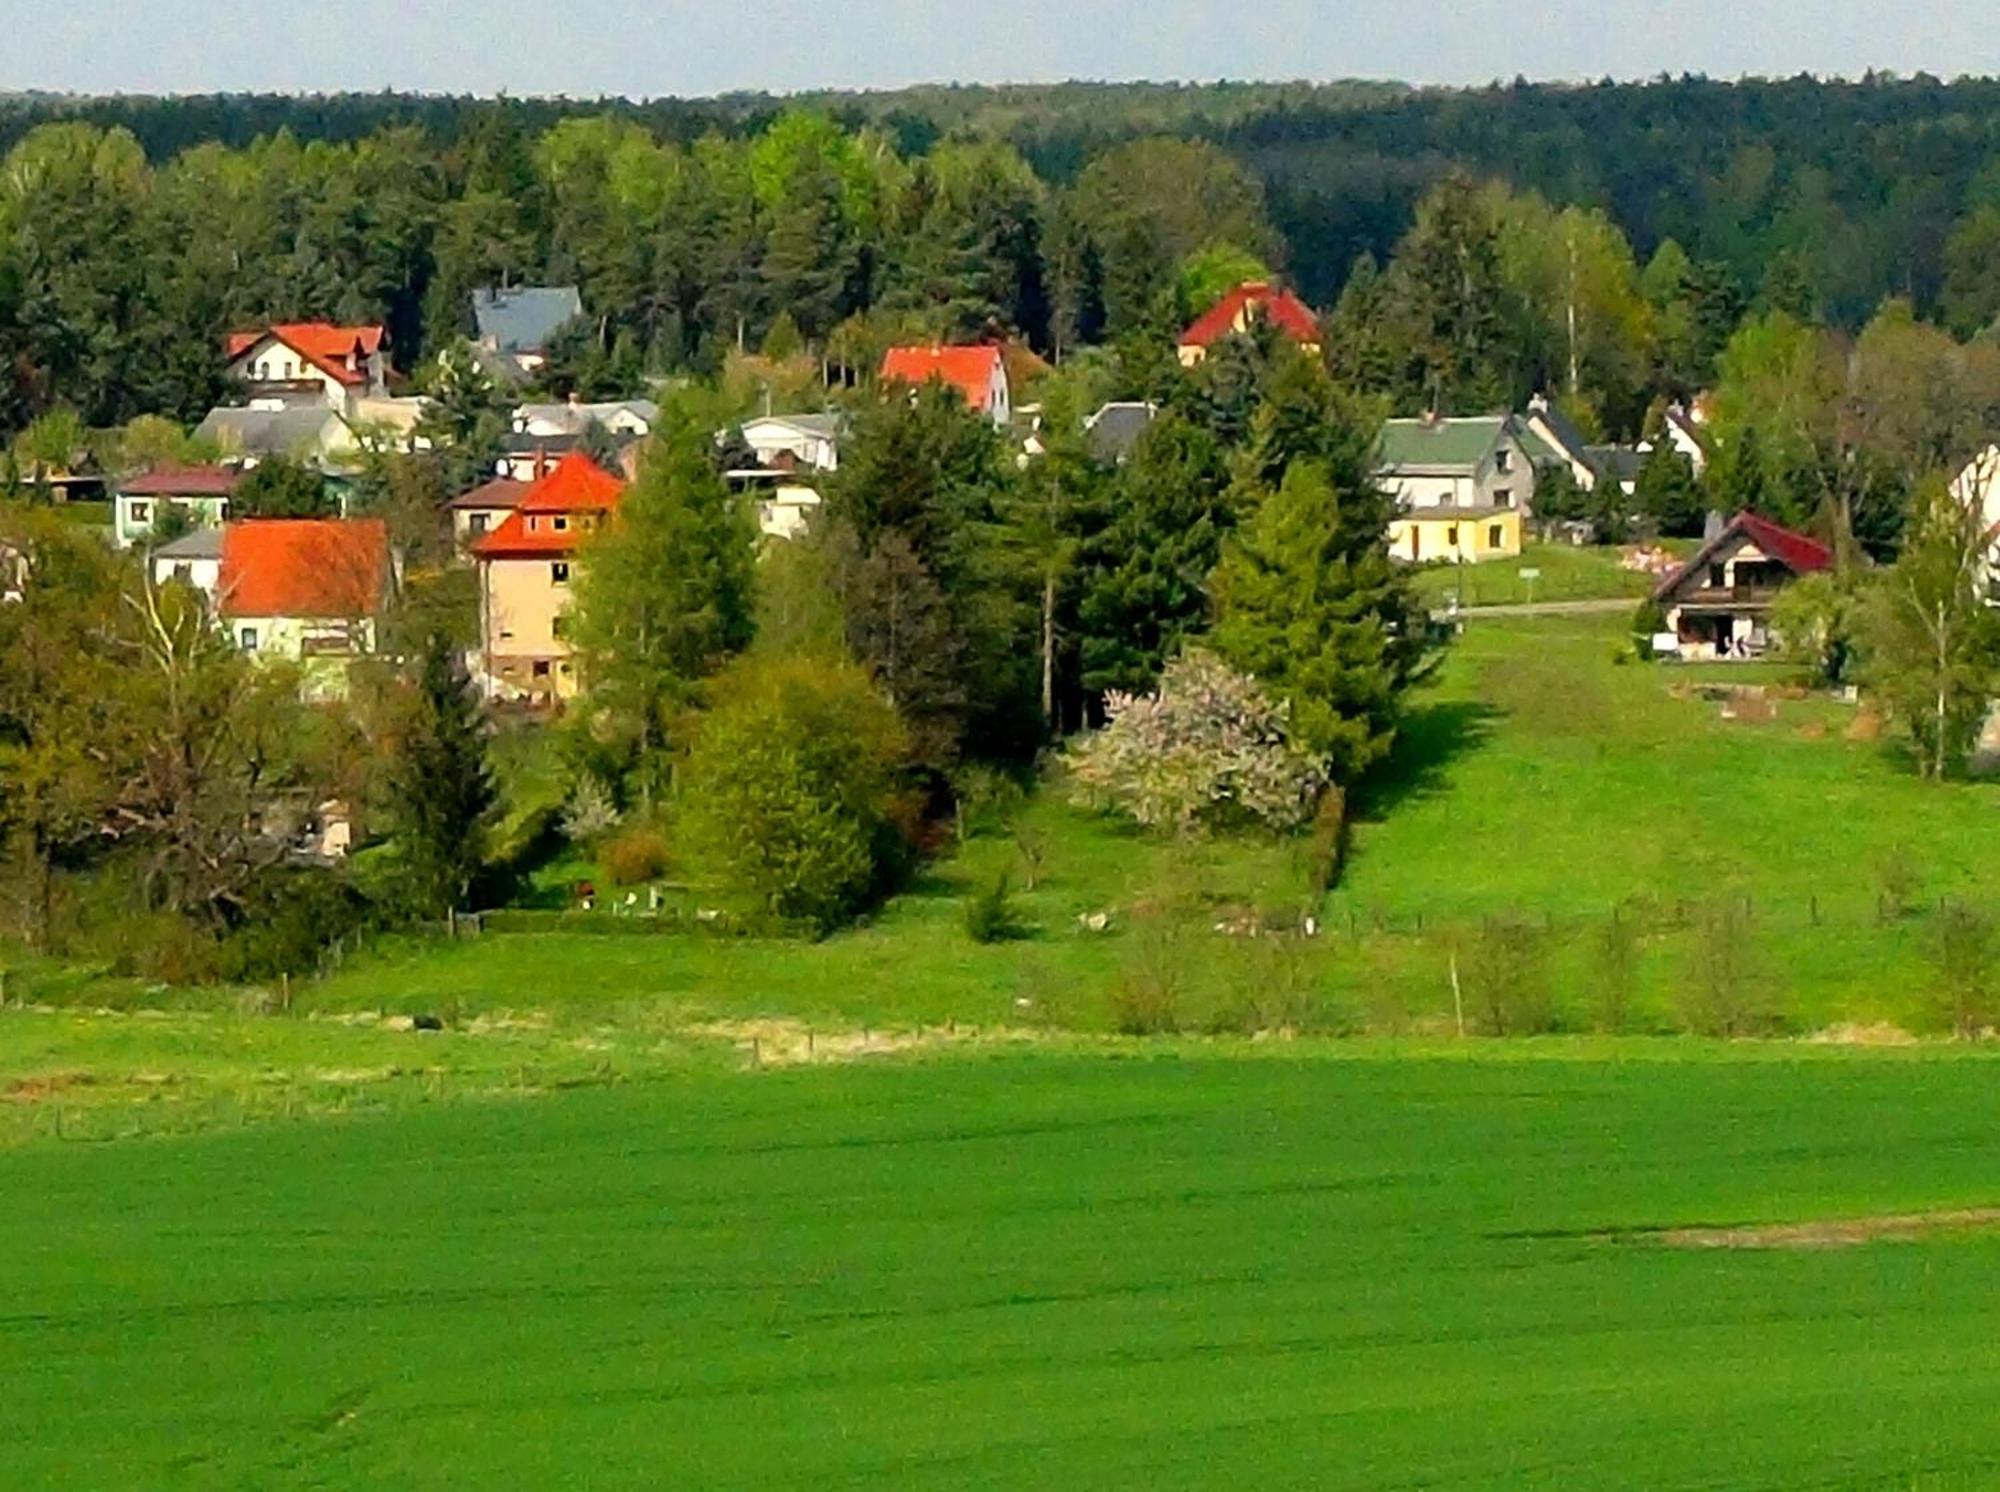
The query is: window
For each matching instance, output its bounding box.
[1446,524,1459,545]
[1494,489,1513,509]
[1488,524,1503,548]
[172,563,192,583]
[551,561,570,585]
[531,660,552,679]
[468,513,489,535]
[238,626,259,652]
[130,500,151,524]
[551,615,568,641]
[552,515,569,532]
[1708,563,1726,588]
[1495,448,1513,474]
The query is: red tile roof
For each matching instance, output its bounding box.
[879,344,1005,411]
[471,452,625,559]
[220,519,390,620]
[120,464,244,497]
[1179,282,1320,350]
[225,322,387,387]
[1654,511,1834,601]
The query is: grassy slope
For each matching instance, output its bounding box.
[7,1050,2000,1489]
[1407,542,1679,608]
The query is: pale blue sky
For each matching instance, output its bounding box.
[2,0,1995,97]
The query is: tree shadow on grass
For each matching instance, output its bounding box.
[1351,700,1503,822]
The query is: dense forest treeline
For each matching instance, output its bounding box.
[7,75,2000,437]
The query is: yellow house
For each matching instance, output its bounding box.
[471,451,625,704]
[1387,506,1524,565]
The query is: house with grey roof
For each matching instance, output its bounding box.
[1083,402,1158,466]
[471,286,584,384]
[512,398,658,440]
[195,405,356,468]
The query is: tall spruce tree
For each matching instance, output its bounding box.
[386,630,498,916]
[1633,441,1705,537]
[1210,423,1428,785]
[569,405,758,803]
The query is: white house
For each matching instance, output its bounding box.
[1661,402,1711,479]
[149,527,224,600]
[724,414,843,541]
[113,466,245,549]
[1376,416,1538,515]
[224,322,390,416]
[512,398,658,440]
[1952,445,2000,592]
[737,413,843,473]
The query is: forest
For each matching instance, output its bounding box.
[6,74,2000,440]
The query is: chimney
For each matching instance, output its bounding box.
[536,445,550,479]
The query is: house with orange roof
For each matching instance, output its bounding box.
[1177,282,1321,368]
[214,518,394,695]
[225,322,391,415]
[469,451,627,703]
[879,344,1011,426]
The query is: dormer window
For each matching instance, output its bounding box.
[552,515,569,532]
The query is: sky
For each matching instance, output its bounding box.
[2,0,1997,97]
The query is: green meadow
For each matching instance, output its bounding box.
[8,1049,2000,1488]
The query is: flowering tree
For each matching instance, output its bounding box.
[1064,650,1325,834]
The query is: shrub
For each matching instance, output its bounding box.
[674,653,907,935]
[1111,904,1191,1035]
[1876,846,1920,923]
[1593,911,1641,1034]
[952,764,1027,840]
[1930,902,1997,1037]
[561,775,622,842]
[1064,649,1325,835]
[1678,898,1779,1036]
[964,871,1028,944]
[602,826,670,886]
[1463,915,1556,1035]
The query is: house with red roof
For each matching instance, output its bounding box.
[1177,282,1321,368]
[878,344,1011,426]
[470,451,627,702]
[225,322,391,415]
[214,518,393,694]
[1653,512,1834,659]
[113,465,247,549]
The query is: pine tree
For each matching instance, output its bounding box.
[569,405,758,803]
[1210,443,1428,786]
[1633,441,1704,537]
[386,630,498,917]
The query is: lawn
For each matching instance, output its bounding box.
[1407,541,1681,608]
[7,1046,2000,1488]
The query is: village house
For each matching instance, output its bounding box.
[447,473,529,552]
[1660,401,1712,479]
[879,344,1012,426]
[1950,445,2000,595]
[215,519,394,696]
[193,404,356,470]
[224,322,391,416]
[149,527,223,597]
[471,451,626,704]
[112,465,245,549]
[470,286,583,385]
[1652,511,1832,659]
[724,414,843,540]
[1377,415,1536,564]
[1177,281,1321,368]
[512,397,657,440]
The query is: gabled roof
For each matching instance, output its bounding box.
[219,519,389,620]
[742,412,845,441]
[1523,397,1595,466]
[195,405,349,458]
[1083,401,1158,466]
[1377,416,1513,473]
[225,323,387,387]
[120,464,244,498]
[471,452,625,559]
[1179,281,1320,350]
[512,399,659,436]
[471,286,583,354]
[879,345,1006,411]
[1653,511,1834,601]
[447,475,528,512]
[153,528,224,561]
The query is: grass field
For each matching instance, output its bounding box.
[1408,542,1680,608]
[8,1045,2000,1488]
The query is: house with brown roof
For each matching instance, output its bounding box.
[1177,282,1320,368]
[1653,512,1833,659]
[470,451,626,703]
[448,474,530,553]
[113,465,246,549]
[225,322,391,415]
[879,345,1011,426]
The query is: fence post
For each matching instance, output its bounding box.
[1810,894,1819,926]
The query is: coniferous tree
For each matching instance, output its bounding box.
[569,405,758,802]
[1210,425,1428,785]
[386,630,497,916]
[1633,441,1705,537]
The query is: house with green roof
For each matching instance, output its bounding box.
[1375,414,1536,565]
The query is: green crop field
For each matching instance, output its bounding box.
[7,1046,2000,1488]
